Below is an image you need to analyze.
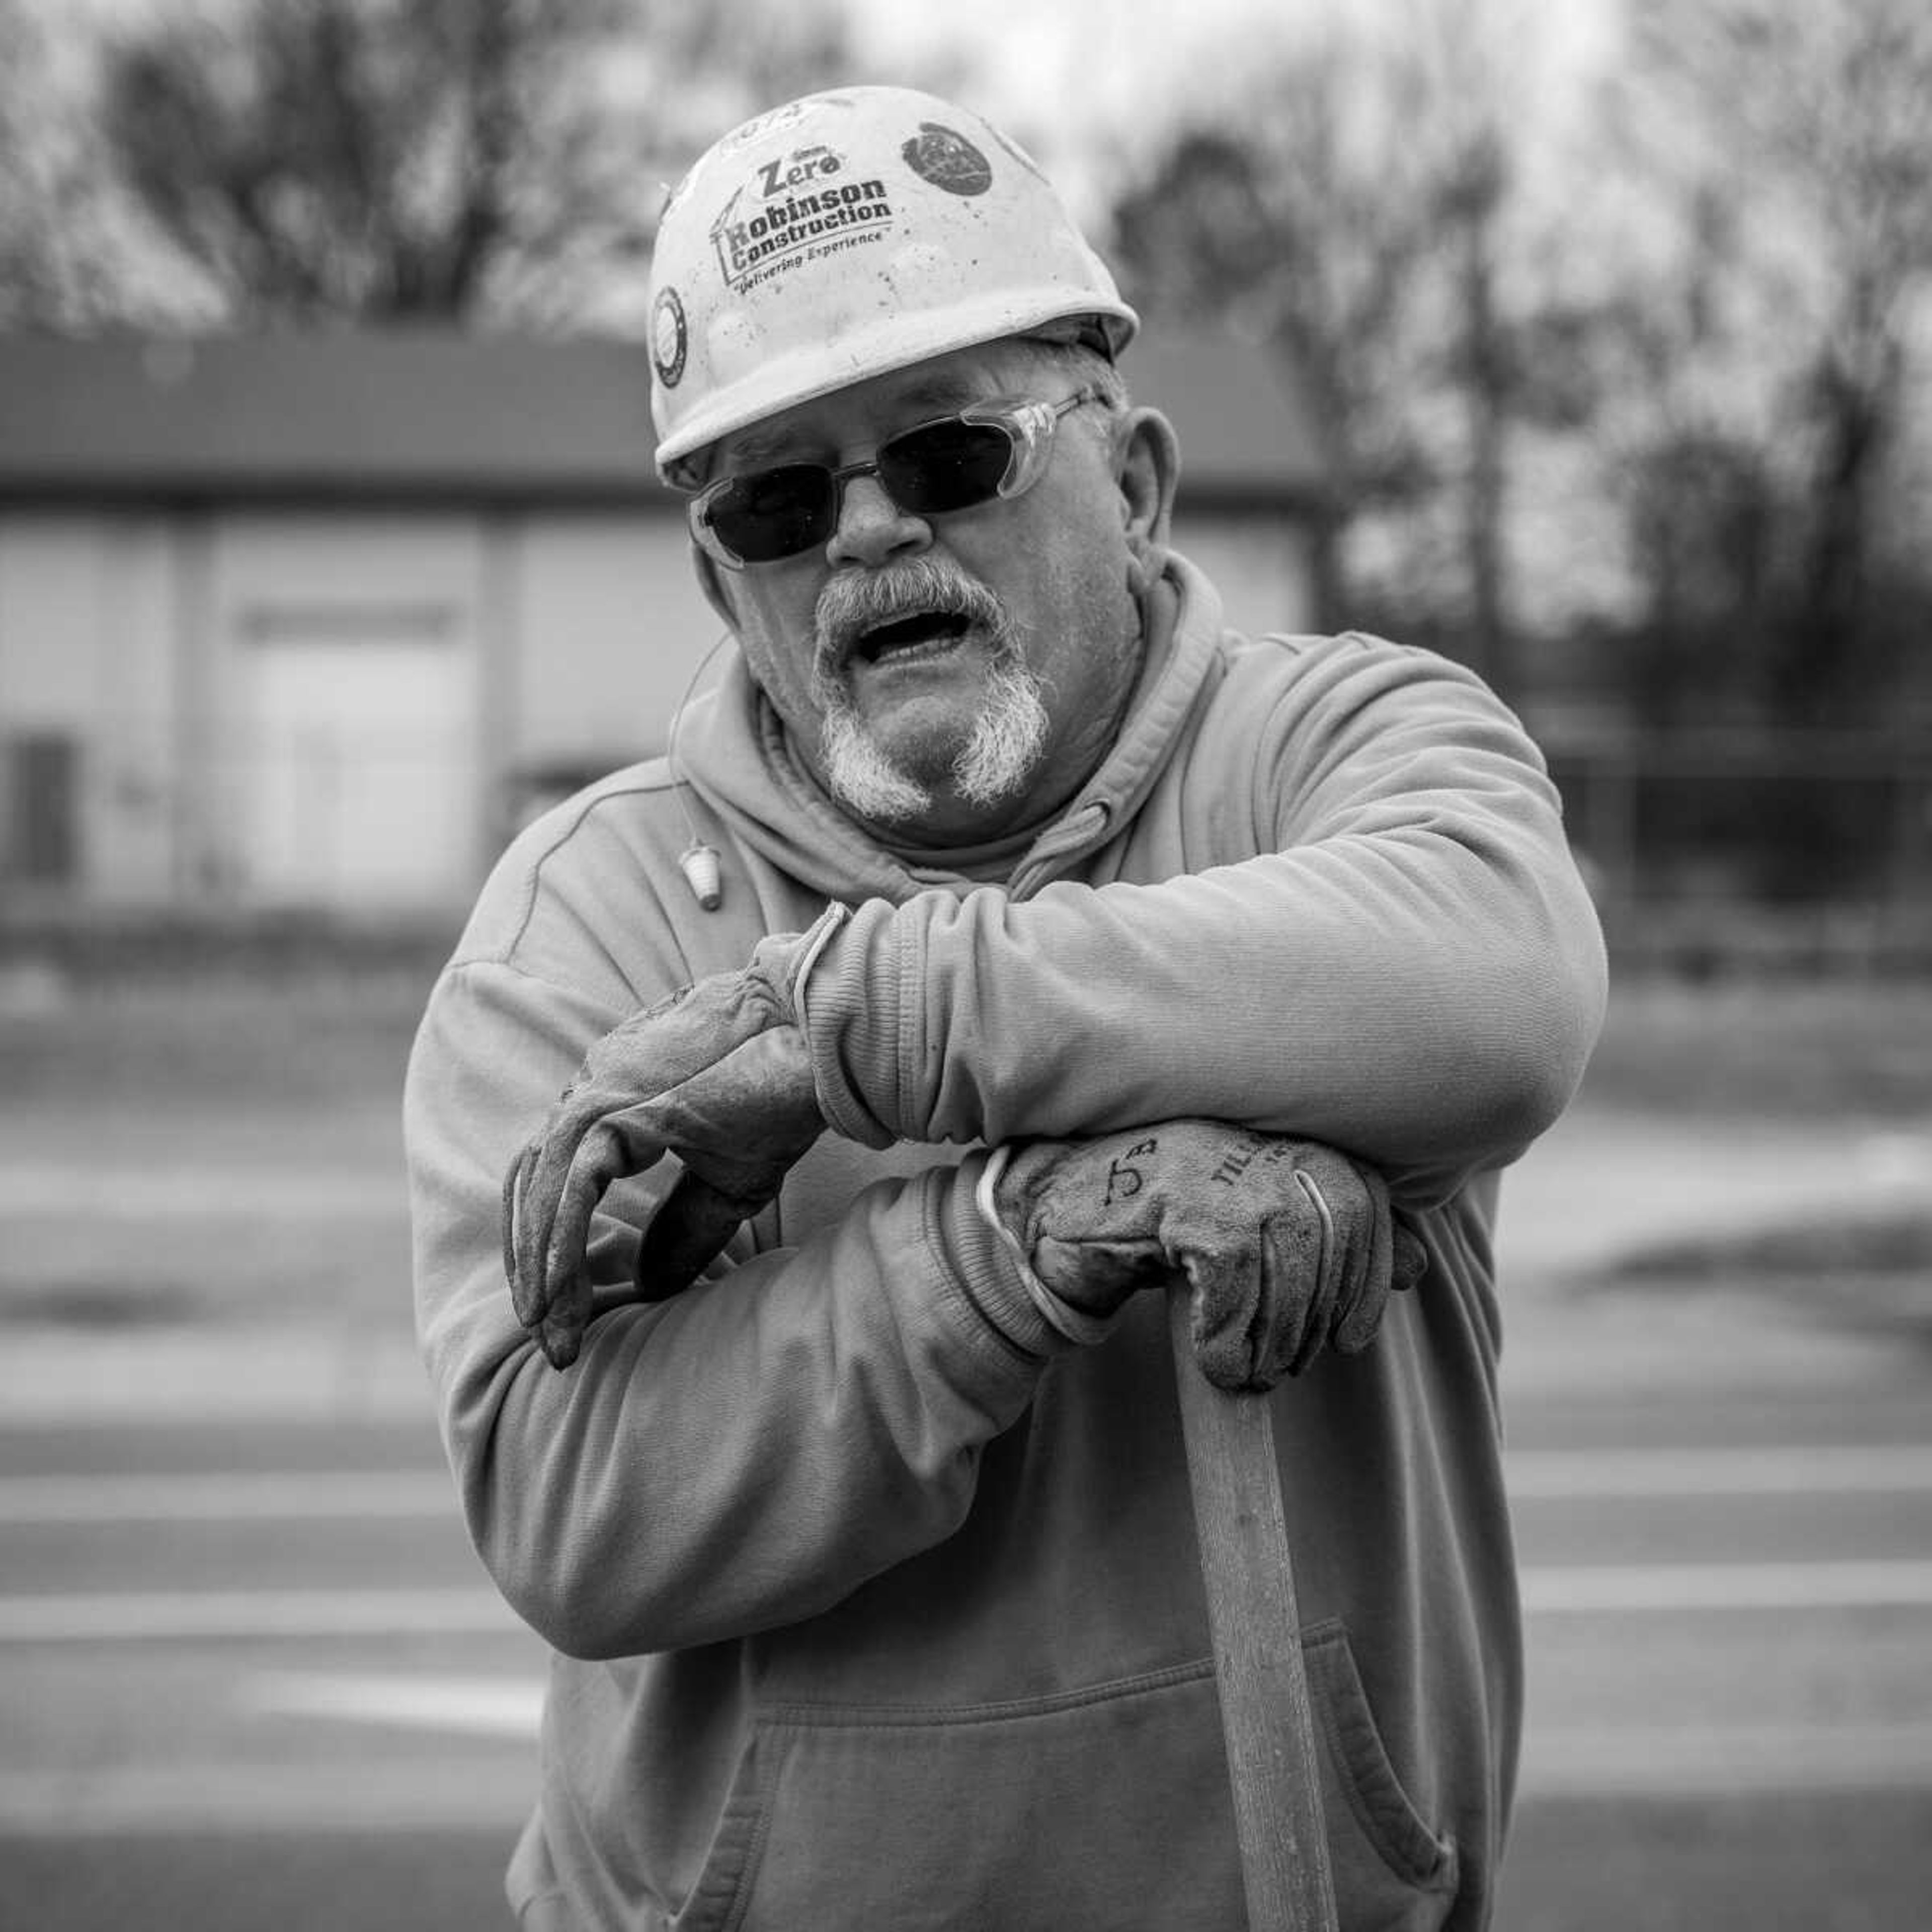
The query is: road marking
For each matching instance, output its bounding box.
[0,1472,456,1522]
[8,1445,1932,1523]
[1521,1559,1932,1614]
[0,1166,397,1217]
[1519,1722,1932,1796]
[248,1670,545,1736]
[0,1760,537,1835]
[7,1561,1932,1642]
[1505,1445,1932,1499]
[0,1587,518,1642]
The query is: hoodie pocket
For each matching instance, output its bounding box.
[675,1637,1457,1932]
[1304,1620,1461,1924]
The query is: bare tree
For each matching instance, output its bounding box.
[91,0,857,330]
[1411,0,1526,701]
[1106,28,1446,634]
[0,0,130,325]
[1103,3,1555,697]
[1621,0,1932,726]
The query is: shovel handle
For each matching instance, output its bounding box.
[1169,1287,1340,1932]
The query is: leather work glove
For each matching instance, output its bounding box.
[503,909,846,1369]
[984,1120,1427,1392]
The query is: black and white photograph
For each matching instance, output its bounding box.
[2,2,1928,1926]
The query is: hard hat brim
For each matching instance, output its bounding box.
[655,294,1138,485]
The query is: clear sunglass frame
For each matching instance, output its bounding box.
[689,387,1098,570]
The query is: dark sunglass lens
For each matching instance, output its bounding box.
[711,464,835,562]
[880,420,1014,514]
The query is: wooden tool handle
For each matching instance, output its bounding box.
[1169,1287,1339,1932]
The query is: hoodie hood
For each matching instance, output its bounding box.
[674,553,1229,907]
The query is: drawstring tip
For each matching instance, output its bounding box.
[678,842,724,910]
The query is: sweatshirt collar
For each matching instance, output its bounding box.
[679,552,1227,906]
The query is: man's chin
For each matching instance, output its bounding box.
[843,694,982,782]
[814,651,1050,828]
[818,714,940,825]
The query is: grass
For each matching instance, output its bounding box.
[1577,977,1932,1122]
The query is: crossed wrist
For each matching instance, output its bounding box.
[783,899,901,1151]
[975,1147,1119,1348]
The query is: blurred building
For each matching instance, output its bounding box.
[0,328,1327,917]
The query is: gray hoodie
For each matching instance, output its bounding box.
[404,556,1606,1929]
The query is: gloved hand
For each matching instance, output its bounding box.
[503,911,845,1369]
[986,1119,1427,1392]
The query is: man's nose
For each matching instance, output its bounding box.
[824,471,931,570]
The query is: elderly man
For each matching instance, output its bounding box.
[405,85,1605,1932]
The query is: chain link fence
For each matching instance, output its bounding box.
[1545,728,1932,975]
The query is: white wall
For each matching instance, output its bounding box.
[200,513,487,909]
[1170,511,1319,639]
[507,512,721,776]
[0,512,180,901]
[0,497,1318,914]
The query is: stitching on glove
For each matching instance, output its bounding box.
[1294,1167,1336,1291]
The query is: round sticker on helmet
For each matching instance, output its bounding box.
[901,123,993,197]
[652,287,687,389]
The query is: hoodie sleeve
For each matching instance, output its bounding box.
[405,951,1070,1660]
[800,633,1608,1206]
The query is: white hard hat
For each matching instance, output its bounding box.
[648,86,1138,482]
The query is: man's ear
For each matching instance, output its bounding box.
[1115,405,1180,576]
[692,542,738,630]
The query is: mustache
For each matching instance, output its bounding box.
[813,557,1009,667]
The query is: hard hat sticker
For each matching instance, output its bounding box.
[651,287,687,389]
[716,98,816,158]
[902,123,993,197]
[709,149,896,295]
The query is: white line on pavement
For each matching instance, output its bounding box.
[0,1588,519,1642]
[0,1760,538,1835]
[8,1445,1932,1523]
[1521,1559,1932,1614]
[1505,1445,1932,1499]
[1518,1722,1932,1797]
[247,1670,545,1736]
[0,1167,398,1218]
[7,1561,1932,1642]
[0,1472,456,1522]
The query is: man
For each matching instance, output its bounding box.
[405,85,1606,1931]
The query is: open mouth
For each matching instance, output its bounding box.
[852,609,971,663]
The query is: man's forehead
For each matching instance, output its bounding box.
[720,347,1028,466]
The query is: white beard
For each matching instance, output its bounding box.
[816,652,1051,826]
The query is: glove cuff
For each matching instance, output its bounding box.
[769,900,851,1019]
[976,1147,1119,1348]
[784,900,898,1151]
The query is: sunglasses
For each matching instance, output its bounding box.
[690,387,1099,569]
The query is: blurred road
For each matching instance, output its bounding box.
[3,1103,1930,1928]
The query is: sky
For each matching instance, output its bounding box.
[38,0,1629,236]
[850,0,1624,225]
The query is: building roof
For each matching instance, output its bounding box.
[0,323,1326,511]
